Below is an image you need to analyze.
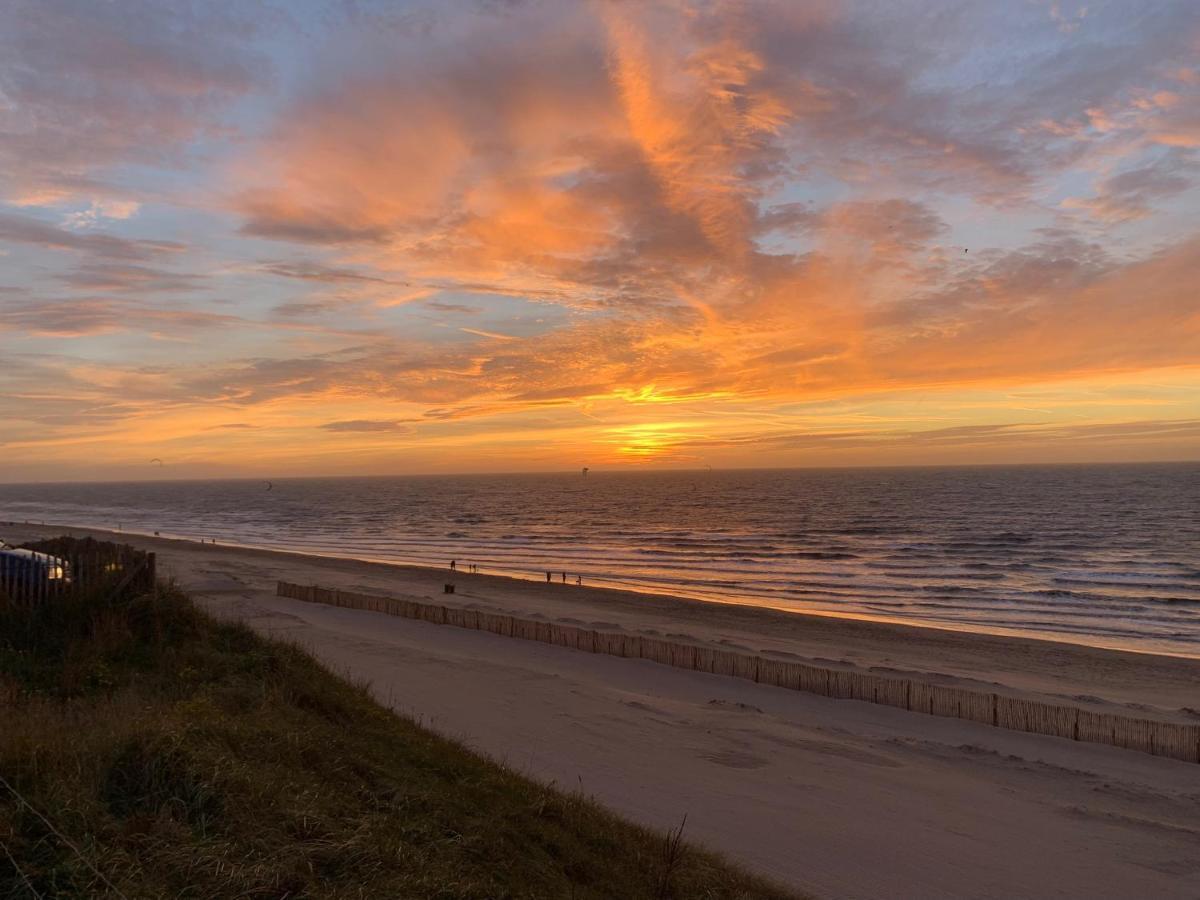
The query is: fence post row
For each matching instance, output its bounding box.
[275,580,1200,765]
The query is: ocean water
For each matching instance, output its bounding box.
[1,464,1198,657]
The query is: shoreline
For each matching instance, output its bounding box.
[8,517,1199,663]
[7,521,1200,722]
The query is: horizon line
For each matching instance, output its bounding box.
[1,457,1196,488]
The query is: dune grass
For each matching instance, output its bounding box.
[0,553,799,898]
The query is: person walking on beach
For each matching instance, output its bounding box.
[561,572,567,583]
[546,571,552,582]
[576,575,582,585]
[450,559,456,571]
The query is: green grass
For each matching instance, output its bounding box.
[0,558,800,898]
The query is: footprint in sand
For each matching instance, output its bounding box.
[707,699,764,714]
[701,749,768,770]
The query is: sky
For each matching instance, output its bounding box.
[1,0,1198,481]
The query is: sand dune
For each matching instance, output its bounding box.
[8,524,1200,899]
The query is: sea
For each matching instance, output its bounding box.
[1,464,1197,657]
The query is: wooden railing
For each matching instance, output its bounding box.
[0,538,156,606]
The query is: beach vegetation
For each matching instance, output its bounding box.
[0,541,798,899]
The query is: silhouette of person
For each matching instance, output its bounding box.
[561,572,567,583]
[450,559,456,571]
[546,571,552,582]
[576,575,582,585]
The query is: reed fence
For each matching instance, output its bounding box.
[276,580,1200,765]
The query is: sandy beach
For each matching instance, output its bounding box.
[9,523,1200,899]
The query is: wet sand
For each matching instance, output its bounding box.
[8,523,1200,899]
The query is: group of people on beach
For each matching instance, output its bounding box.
[448,559,582,585]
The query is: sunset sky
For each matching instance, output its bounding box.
[1,0,1198,481]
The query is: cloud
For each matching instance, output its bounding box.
[320,419,414,433]
[817,199,947,262]
[239,211,392,245]
[1150,92,1200,148]
[0,298,237,337]
[0,0,270,204]
[458,327,518,342]
[152,229,1200,419]
[59,263,201,294]
[229,1,1200,317]
[0,212,184,260]
[424,300,479,315]
[677,417,1200,454]
[1047,1,1089,34]
[1065,150,1197,222]
[868,235,1200,387]
[258,261,409,286]
[62,198,141,229]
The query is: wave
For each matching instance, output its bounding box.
[1053,576,1200,592]
[1057,569,1200,582]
